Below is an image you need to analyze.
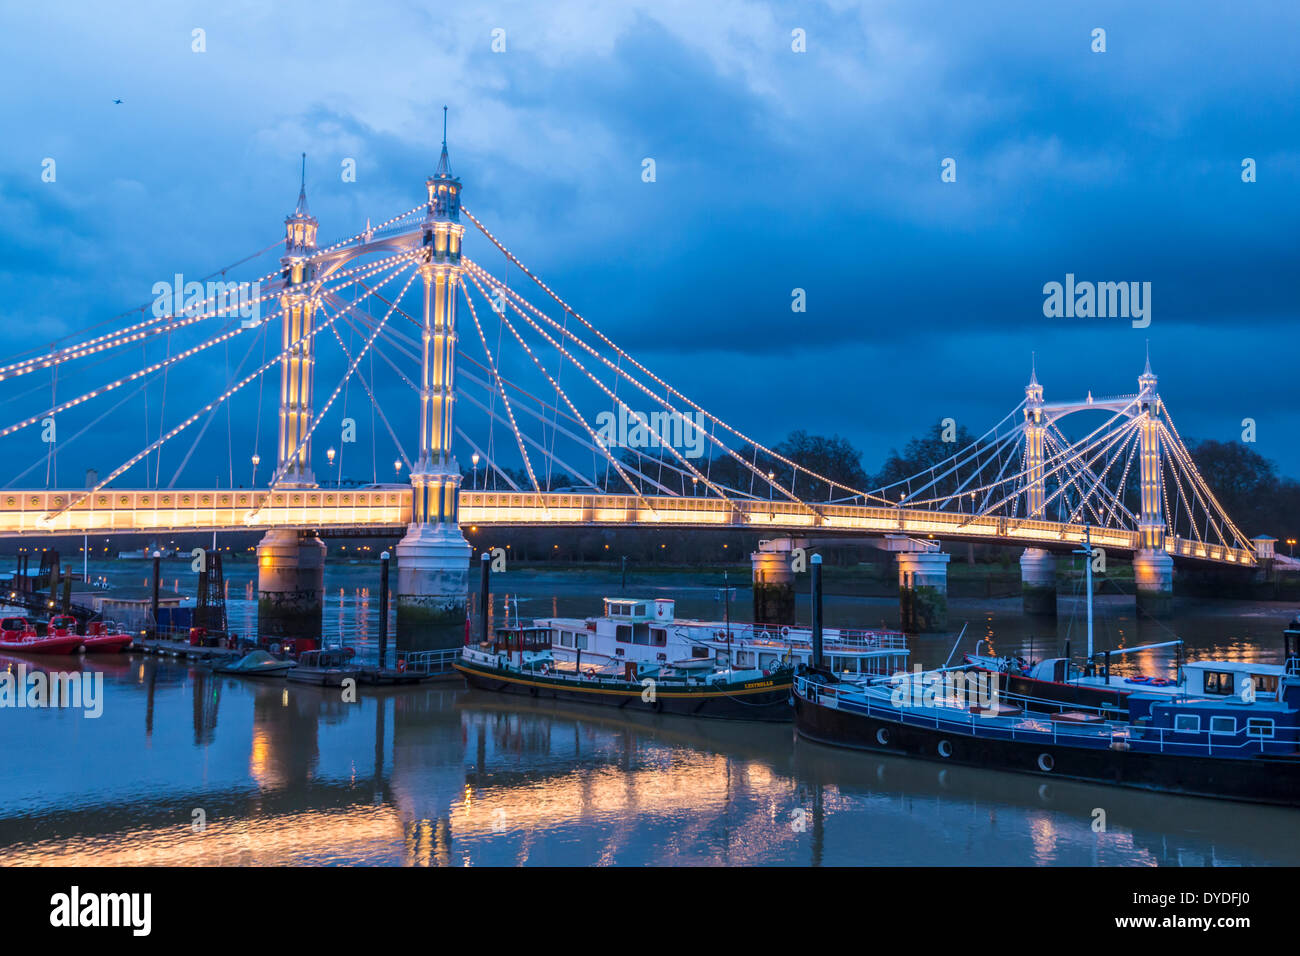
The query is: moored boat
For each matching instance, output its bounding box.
[793,621,1300,806]
[81,619,133,654]
[536,597,909,679]
[0,616,82,655]
[285,647,359,686]
[458,625,795,721]
[215,649,296,678]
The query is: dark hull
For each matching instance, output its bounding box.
[793,693,1300,806]
[456,662,793,722]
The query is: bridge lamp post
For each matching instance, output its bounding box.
[768,471,775,500]
[394,459,402,481]
[1288,538,1296,558]
[250,453,260,487]
[472,452,480,491]
[692,475,698,496]
[327,447,336,487]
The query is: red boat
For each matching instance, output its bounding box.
[82,619,133,654]
[0,616,82,655]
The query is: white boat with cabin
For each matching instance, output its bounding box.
[534,597,909,678]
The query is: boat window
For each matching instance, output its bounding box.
[650,627,667,647]
[736,651,754,668]
[1173,714,1201,733]
[575,633,589,650]
[716,652,730,667]
[1246,718,1275,739]
[559,631,573,647]
[691,646,709,659]
[632,624,652,645]
[1202,671,1234,695]
[1210,716,1235,735]
[759,653,778,670]
[634,604,647,616]
[615,624,632,643]
[1251,674,1279,695]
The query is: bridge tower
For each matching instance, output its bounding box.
[1019,363,1058,614]
[394,117,472,650]
[256,156,326,643]
[1132,356,1174,616]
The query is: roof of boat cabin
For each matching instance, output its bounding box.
[1182,660,1286,674]
[1133,694,1294,713]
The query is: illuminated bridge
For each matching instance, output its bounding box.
[0,122,1271,640]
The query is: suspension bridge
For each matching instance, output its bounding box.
[0,125,1276,643]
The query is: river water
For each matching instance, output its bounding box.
[1,557,1297,866]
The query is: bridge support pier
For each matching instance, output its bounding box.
[751,538,803,626]
[1019,548,1057,616]
[395,523,472,652]
[1133,548,1174,619]
[256,529,325,642]
[897,551,949,633]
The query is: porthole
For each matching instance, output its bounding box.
[1038,753,1054,772]
[938,739,953,758]
[876,728,890,746]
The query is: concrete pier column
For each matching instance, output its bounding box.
[395,523,471,652]
[751,538,803,626]
[1133,548,1174,618]
[1019,547,1058,616]
[898,550,950,632]
[256,529,325,642]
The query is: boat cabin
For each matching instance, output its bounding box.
[298,648,355,668]
[1025,658,1084,683]
[602,598,675,623]
[493,626,553,654]
[1127,693,1297,753]
[1181,661,1286,699]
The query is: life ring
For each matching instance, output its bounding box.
[397,659,406,673]
[1125,675,1151,684]
[584,667,596,679]
[541,664,551,676]
[1148,677,1173,686]
[780,626,791,639]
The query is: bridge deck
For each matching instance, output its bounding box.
[0,489,1258,566]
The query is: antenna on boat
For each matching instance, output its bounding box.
[1073,524,1095,662]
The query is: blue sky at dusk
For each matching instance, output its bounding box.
[1,0,1297,487]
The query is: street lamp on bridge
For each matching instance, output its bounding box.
[472,452,480,490]
[250,453,260,487]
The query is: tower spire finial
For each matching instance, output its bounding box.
[435,106,453,178]
[291,153,311,218]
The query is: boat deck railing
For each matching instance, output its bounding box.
[401,648,462,674]
[795,675,1300,757]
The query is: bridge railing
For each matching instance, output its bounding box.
[0,488,410,537]
[0,486,1260,567]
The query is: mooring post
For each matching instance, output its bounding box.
[378,550,390,669]
[811,553,824,671]
[478,552,490,645]
[150,550,161,640]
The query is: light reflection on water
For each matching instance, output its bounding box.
[0,559,1297,865]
